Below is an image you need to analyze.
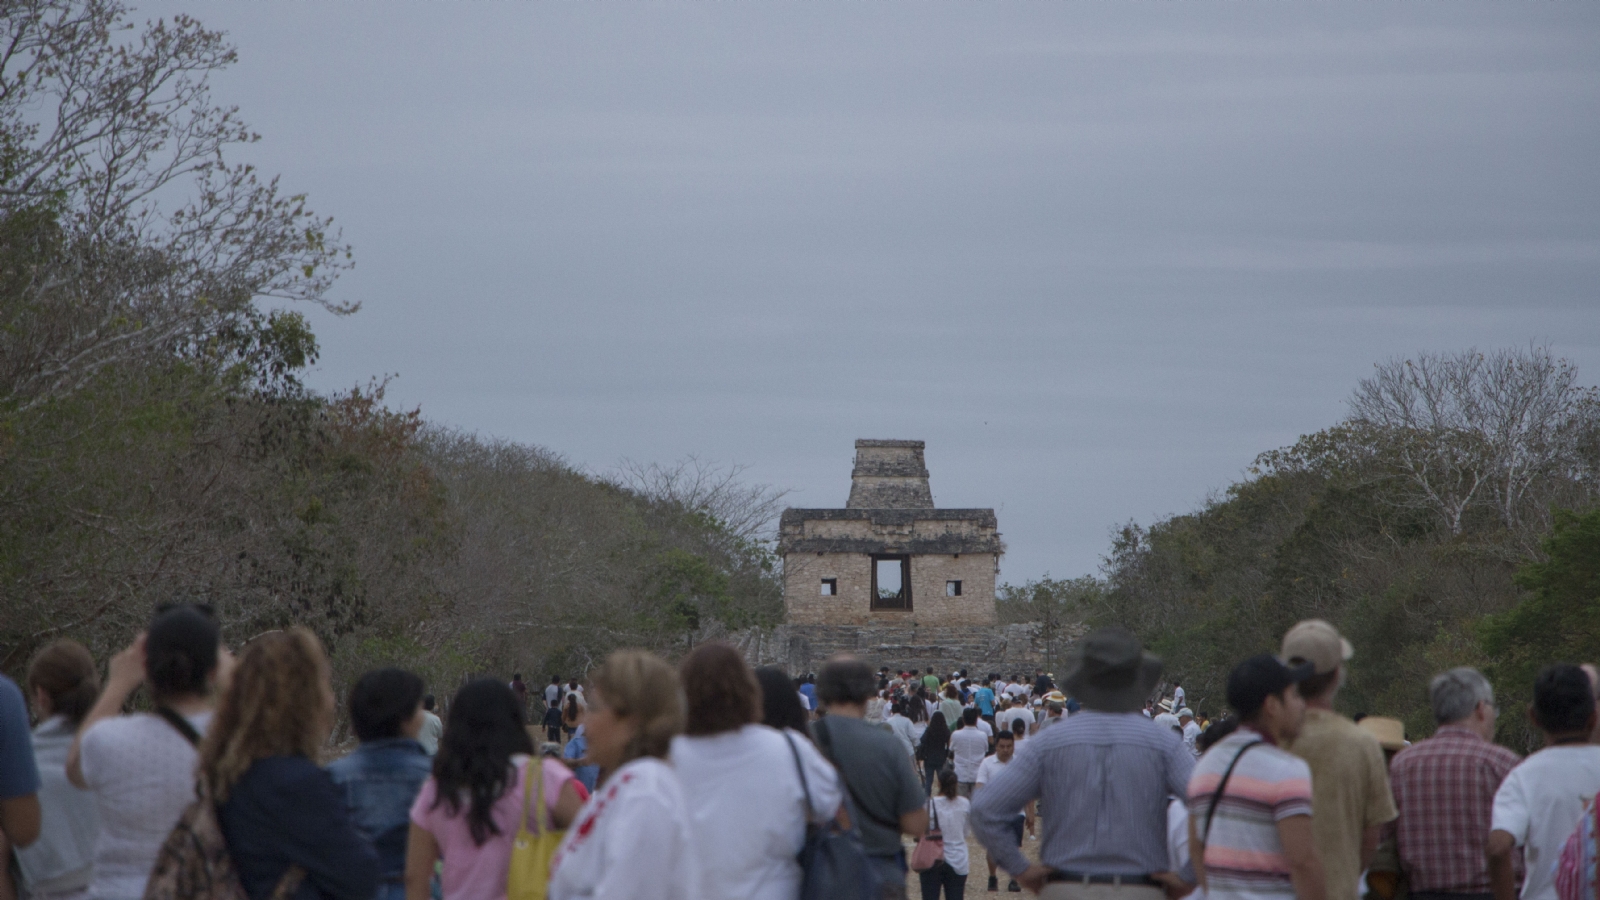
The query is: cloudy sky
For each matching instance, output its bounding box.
[147,1,1600,583]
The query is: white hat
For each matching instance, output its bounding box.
[1178,707,1194,718]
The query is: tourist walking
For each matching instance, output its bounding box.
[940,685,963,731]
[920,769,971,900]
[975,730,1032,893]
[418,695,444,756]
[68,605,227,900]
[547,649,700,900]
[205,628,380,900]
[328,668,434,900]
[971,626,1195,899]
[671,642,841,900]
[1188,654,1323,900]
[1280,620,1397,900]
[1388,667,1520,900]
[1178,709,1201,758]
[812,654,929,900]
[408,679,582,900]
[918,711,951,798]
[887,699,919,765]
[950,710,988,799]
[14,641,98,900]
[1487,664,1600,900]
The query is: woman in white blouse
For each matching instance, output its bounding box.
[547,651,699,900]
[671,643,842,900]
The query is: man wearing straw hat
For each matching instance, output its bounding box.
[972,626,1194,899]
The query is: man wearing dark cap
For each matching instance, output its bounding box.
[1188,654,1324,900]
[971,626,1195,899]
[1280,619,1396,900]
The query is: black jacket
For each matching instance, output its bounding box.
[219,755,382,900]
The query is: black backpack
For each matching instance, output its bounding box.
[785,725,882,900]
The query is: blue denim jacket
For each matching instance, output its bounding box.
[326,738,432,881]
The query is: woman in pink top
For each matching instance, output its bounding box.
[405,679,583,900]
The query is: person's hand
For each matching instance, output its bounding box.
[1017,864,1051,895]
[105,634,147,695]
[213,644,237,697]
[1152,871,1196,900]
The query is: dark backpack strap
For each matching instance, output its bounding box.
[154,707,202,747]
[1203,740,1264,843]
[784,730,816,819]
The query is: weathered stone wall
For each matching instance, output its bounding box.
[730,622,1088,680]
[783,552,998,626]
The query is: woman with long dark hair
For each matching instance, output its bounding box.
[405,679,582,900]
[754,666,810,738]
[918,709,951,798]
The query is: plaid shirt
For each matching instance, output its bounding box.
[1389,725,1521,893]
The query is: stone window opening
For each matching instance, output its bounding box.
[946,580,962,597]
[820,578,837,596]
[871,555,911,611]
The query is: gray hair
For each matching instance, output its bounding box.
[1430,667,1494,725]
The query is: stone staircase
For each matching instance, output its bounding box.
[730,622,1086,679]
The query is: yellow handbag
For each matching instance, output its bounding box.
[506,759,564,900]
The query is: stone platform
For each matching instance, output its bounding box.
[731,622,1085,679]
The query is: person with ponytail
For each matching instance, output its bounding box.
[405,679,582,900]
[67,604,229,900]
[14,641,100,900]
[204,628,378,900]
[547,650,700,900]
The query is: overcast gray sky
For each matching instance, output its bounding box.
[150,1,1600,583]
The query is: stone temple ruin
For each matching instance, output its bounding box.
[735,440,1073,677]
[780,440,1001,627]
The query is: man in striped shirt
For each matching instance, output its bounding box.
[1189,654,1325,900]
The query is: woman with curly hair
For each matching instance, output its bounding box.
[205,627,379,900]
[405,679,581,900]
[548,649,699,900]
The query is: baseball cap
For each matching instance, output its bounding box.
[1177,707,1194,718]
[1281,619,1353,675]
[1227,653,1316,719]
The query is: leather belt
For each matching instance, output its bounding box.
[1046,871,1162,887]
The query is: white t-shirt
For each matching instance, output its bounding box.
[951,728,989,782]
[1182,721,1202,757]
[929,793,972,874]
[996,707,1031,737]
[1173,686,1187,709]
[796,690,812,712]
[548,756,700,900]
[885,714,917,760]
[545,683,562,706]
[79,711,211,900]
[671,726,841,900]
[1491,744,1600,900]
[974,752,1011,791]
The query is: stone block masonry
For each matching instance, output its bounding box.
[779,440,1002,627]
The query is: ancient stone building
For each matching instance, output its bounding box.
[779,440,1002,627]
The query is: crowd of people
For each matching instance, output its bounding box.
[0,604,1597,900]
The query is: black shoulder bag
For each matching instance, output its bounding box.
[785,728,881,900]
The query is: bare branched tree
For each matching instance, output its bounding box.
[1348,346,1599,538]
[611,455,790,545]
[0,0,351,413]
